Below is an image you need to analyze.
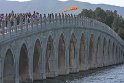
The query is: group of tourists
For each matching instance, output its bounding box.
[0,11,76,30]
[0,11,41,28]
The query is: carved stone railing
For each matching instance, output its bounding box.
[0,13,124,48]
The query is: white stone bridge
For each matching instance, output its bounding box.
[0,13,124,83]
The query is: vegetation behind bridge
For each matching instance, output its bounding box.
[78,7,124,40]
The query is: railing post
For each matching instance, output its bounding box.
[67,14,69,24]
[14,17,17,33]
[47,13,50,24]
[70,14,73,25]
[19,15,23,31]
[35,16,39,29]
[43,14,46,28]
[57,13,60,25]
[62,13,64,24]
[74,15,76,26]
[79,15,81,25]
[64,14,66,24]
[51,13,54,26]
[59,13,61,24]
[40,14,42,28]
[7,20,11,36]
[68,14,71,24]
[51,13,54,22]
[1,20,5,38]
[55,13,57,24]
[49,14,52,24]
[4,19,7,34]
[30,17,33,30]
[25,16,28,31]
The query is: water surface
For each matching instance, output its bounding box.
[33,64,124,83]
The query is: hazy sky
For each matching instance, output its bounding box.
[8,0,31,2]
[8,0,124,7]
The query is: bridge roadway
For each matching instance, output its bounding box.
[0,13,124,83]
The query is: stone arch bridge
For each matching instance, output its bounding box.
[0,13,124,83]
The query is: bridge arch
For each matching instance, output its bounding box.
[89,34,94,65]
[69,33,76,72]
[103,37,106,66]
[46,35,54,75]
[112,42,115,64]
[79,33,86,70]
[96,36,102,67]
[33,39,42,80]
[115,45,117,63]
[108,39,111,64]
[3,49,15,83]
[19,43,29,82]
[58,34,65,75]
[118,46,121,62]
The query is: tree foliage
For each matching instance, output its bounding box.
[78,7,124,40]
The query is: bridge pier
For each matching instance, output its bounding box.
[15,61,19,83]
[65,38,70,74]
[85,31,90,70]
[0,58,2,83]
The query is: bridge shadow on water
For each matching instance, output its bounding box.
[32,64,124,83]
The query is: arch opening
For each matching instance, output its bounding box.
[3,49,15,83]
[96,36,102,67]
[46,36,54,75]
[58,34,65,75]
[112,43,115,64]
[89,34,94,64]
[103,38,106,65]
[115,46,118,63]
[79,33,86,70]
[112,43,115,55]
[108,39,111,65]
[33,39,41,80]
[69,33,76,72]
[19,44,29,82]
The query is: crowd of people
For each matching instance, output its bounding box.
[0,11,76,30]
[0,11,42,28]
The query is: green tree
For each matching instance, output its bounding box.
[105,10,114,27]
[118,28,124,40]
[78,7,124,40]
[94,7,106,23]
[79,9,95,18]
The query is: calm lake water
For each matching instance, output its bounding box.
[32,64,124,83]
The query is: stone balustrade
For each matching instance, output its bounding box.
[0,13,123,47]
